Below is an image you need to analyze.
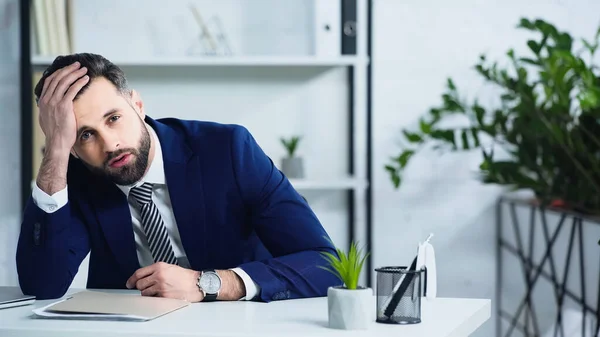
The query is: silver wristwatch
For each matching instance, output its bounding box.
[197,269,221,302]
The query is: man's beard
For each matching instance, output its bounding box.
[82,124,151,186]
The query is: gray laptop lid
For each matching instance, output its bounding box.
[0,286,36,304]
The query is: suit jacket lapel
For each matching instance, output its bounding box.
[148,118,207,271]
[88,173,140,279]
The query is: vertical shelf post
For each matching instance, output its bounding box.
[20,0,33,212]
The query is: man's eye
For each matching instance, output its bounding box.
[110,115,121,122]
[81,131,92,140]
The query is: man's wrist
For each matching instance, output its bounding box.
[189,270,204,303]
[215,269,245,301]
[193,269,245,302]
[45,138,73,159]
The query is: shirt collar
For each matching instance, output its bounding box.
[116,126,166,196]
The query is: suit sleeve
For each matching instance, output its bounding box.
[230,126,341,302]
[16,188,90,300]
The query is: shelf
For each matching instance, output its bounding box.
[288,178,368,190]
[31,55,369,67]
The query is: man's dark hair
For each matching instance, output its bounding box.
[34,53,129,102]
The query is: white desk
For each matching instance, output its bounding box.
[0,290,490,337]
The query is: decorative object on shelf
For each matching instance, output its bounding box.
[188,5,233,57]
[280,135,304,179]
[319,240,372,330]
[205,16,233,56]
[385,17,600,215]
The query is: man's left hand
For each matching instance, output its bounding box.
[126,262,203,302]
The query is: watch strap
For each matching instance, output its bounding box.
[203,292,217,302]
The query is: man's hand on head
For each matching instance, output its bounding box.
[38,61,89,155]
[35,61,90,196]
[125,262,247,302]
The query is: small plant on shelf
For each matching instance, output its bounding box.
[280,135,304,179]
[280,136,302,157]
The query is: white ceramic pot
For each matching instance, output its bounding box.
[327,286,374,330]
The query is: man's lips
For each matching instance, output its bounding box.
[108,153,132,168]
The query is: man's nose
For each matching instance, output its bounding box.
[101,131,120,153]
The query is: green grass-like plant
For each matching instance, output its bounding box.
[319,240,369,290]
[280,136,302,157]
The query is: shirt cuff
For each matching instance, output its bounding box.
[231,267,260,301]
[31,183,68,213]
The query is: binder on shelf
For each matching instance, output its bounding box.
[314,0,341,56]
[32,0,49,55]
[341,0,356,55]
[31,0,71,56]
[53,0,71,55]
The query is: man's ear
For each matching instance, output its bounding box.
[129,89,145,119]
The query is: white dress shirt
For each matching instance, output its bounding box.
[31,126,260,301]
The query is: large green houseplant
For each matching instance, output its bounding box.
[386,18,600,214]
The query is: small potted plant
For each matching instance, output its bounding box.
[280,135,304,178]
[319,240,373,330]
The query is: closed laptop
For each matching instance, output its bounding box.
[0,286,36,309]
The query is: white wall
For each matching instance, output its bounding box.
[0,0,20,287]
[372,1,600,336]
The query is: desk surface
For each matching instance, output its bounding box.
[0,290,490,337]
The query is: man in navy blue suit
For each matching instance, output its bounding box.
[16,53,340,302]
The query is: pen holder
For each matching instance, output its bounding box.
[374,266,425,324]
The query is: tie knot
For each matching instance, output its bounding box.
[130,182,154,205]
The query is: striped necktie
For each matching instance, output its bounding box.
[129,182,178,265]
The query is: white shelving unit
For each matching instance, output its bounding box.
[23,0,373,286]
[289,177,367,190]
[32,55,369,67]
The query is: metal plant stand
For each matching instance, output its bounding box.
[496,196,600,337]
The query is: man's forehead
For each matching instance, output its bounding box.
[75,77,122,102]
[73,78,125,120]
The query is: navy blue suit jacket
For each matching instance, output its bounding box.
[16,117,340,301]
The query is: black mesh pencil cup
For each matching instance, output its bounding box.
[375,266,425,324]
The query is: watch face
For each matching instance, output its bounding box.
[200,272,221,293]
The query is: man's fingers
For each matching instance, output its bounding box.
[63,75,90,102]
[135,275,156,291]
[40,72,54,101]
[46,64,85,101]
[41,62,81,102]
[141,284,161,297]
[126,265,156,289]
[53,67,88,99]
